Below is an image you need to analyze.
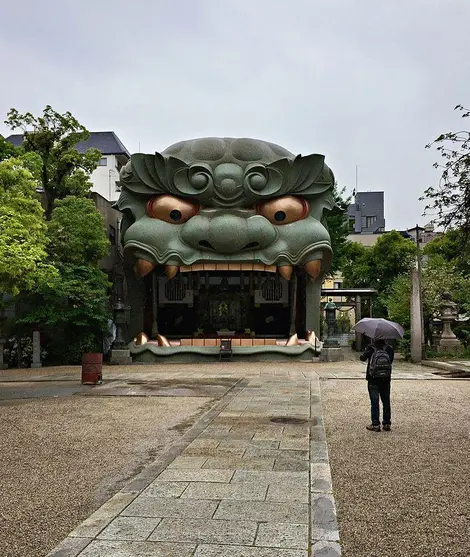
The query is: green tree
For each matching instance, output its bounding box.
[340,241,368,285]
[3,106,113,364]
[340,231,416,317]
[324,185,351,275]
[342,231,416,292]
[18,195,112,363]
[0,157,56,295]
[4,106,101,217]
[21,264,111,331]
[383,274,411,329]
[421,104,470,234]
[48,197,110,265]
[20,195,112,362]
[424,228,470,275]
[0,135,20,162]
[385,254,470,346]
[20,264,111,363]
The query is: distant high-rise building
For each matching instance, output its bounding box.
[347,191,385,234]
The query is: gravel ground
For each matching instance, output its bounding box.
[321,379,470,557]
[0,395,212,557]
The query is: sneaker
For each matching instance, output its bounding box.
[383,424,391,431]
[366,424,381,432]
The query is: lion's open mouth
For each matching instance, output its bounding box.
[134,259,322,281]
[180,263,276,272]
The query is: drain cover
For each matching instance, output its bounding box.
[270,417,308,425]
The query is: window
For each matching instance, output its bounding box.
[98,157,107,166]
[365,215,377,228]
[109,225,116,246]
[334,281,342,289]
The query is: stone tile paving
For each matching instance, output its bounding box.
[47,368,341,557]
[46,360,442,557]
[1,358,441,384]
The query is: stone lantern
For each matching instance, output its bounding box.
[437,292,461,354]
[324,299,338,344]
[113,299,130,349]
[110,298,133,364]
[320,298,344,361]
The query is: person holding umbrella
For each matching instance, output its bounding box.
[353,318,405,432]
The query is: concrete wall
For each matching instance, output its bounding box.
[91,192,125,301]
[347,233,381,246]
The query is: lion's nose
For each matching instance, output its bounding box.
[181,214,276,254]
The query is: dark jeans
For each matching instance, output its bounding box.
[368,380,391,426]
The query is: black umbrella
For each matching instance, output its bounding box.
[353,318,404,340]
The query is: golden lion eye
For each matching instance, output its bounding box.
[256,196,309,225]
[147,195,199,223]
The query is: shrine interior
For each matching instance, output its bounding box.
[142,270,298,340]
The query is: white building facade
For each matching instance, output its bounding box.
[75,131,130,202]
[89,153,123,202]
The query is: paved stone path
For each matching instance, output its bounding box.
[46,361,440,557]
[423,358,470,376]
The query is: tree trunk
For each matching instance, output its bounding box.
[44,189,54,219]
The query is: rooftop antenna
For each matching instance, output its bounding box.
[138,141,141,152]
[352,165,358,196]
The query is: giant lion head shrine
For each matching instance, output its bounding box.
[115,137,335,362]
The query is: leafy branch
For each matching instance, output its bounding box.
[421,105,470,232]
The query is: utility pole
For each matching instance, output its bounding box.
[408,224,425,362]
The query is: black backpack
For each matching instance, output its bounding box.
[369,348,392,379]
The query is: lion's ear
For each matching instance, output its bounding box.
[289,154,333,196]
[269,154,333,197]
[119,153,188,195]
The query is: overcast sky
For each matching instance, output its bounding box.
[1,0,469,230]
